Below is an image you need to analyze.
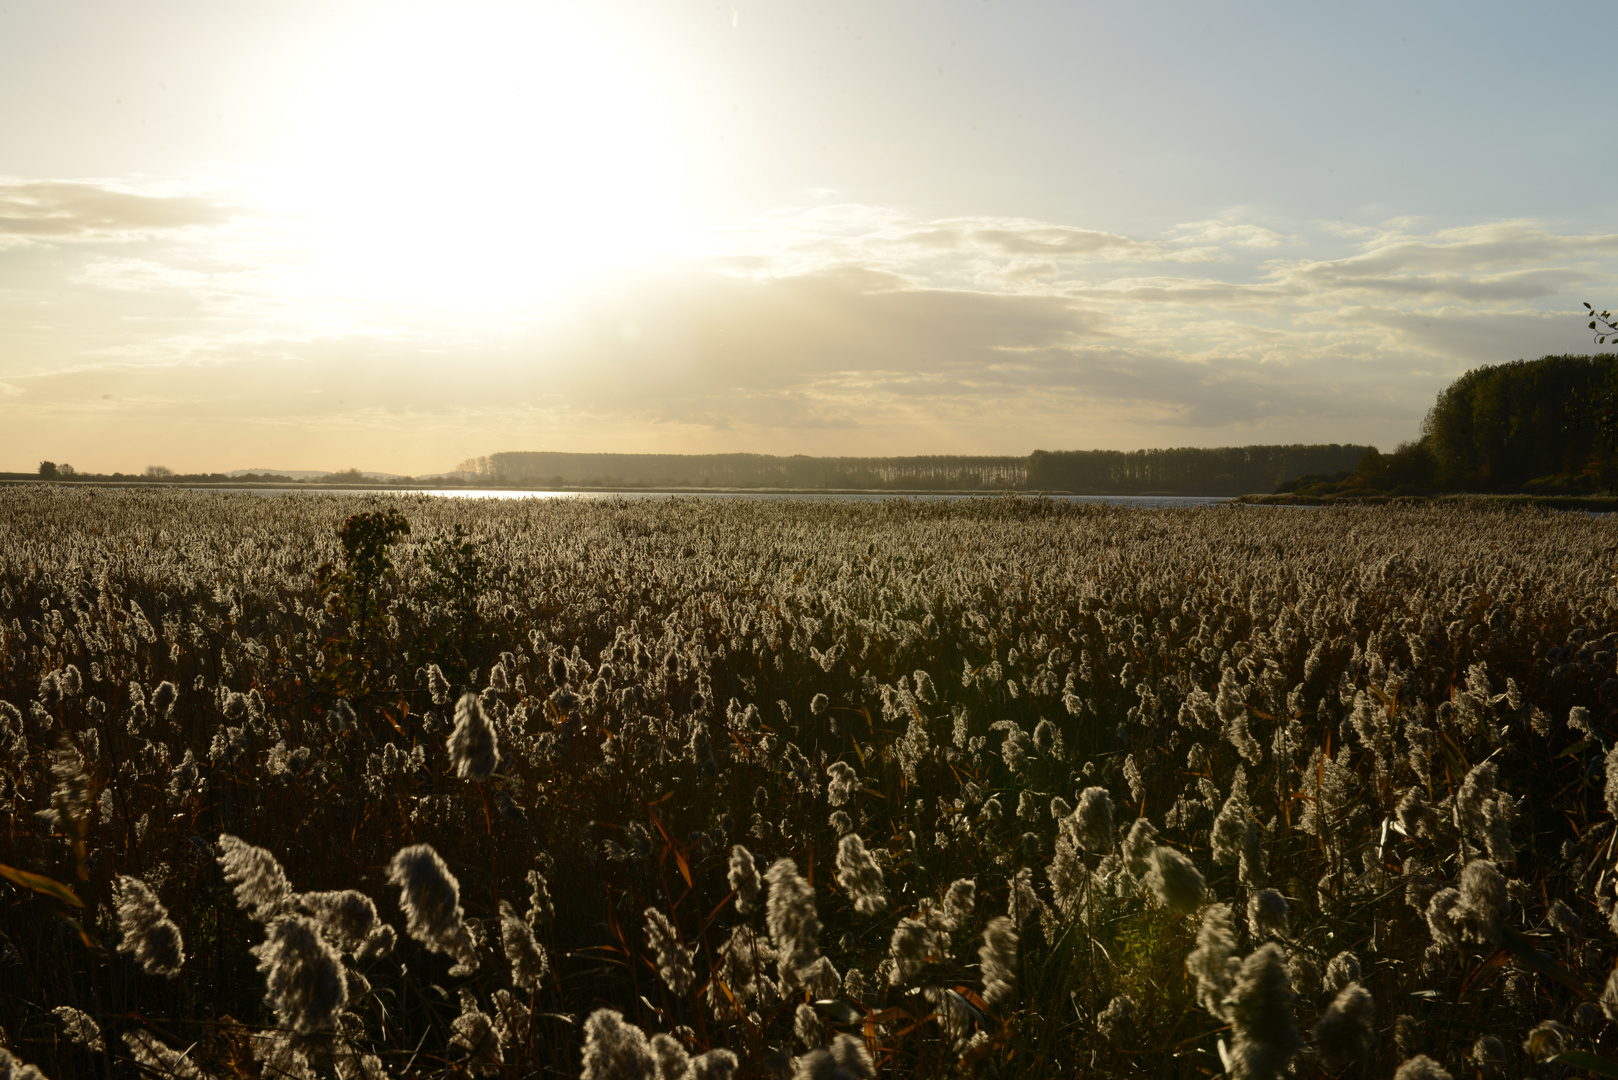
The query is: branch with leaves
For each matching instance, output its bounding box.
[1586,301,1617,346]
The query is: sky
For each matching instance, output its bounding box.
[2,0,1615,475]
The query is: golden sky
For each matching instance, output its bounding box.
[2,0,1615,474]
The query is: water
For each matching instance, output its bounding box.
[166,487,1230,508]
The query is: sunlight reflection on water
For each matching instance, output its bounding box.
[200,488,1230,508]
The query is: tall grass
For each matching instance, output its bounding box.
[2,489,1617,1078]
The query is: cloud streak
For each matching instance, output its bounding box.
[0,180,236,243]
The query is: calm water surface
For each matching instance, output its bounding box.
[195,488,1229,508]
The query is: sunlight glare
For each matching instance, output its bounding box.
[277,2,690,312]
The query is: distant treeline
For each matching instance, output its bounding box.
[468,447,1373,494]
[469,453,1029,490]
[15,464,462,487]
[1282,354,1618,498]
[1025,445,1373,495]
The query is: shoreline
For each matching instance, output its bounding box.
[9,478,1616,508]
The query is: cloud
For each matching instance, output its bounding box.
[1270,221,1618,298]
[1065,276,1288,311]
[1170,219,1291,249]
[969,225,1161,258]
[730,209,1233,277]
[4,181,1616,472]
[0,180,235,241]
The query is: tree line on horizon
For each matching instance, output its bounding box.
[1284,353,1618,498]
[468,452,1032,490]
[464,448,1378,495]
[24,350,1618,497]
[18,465,468,488]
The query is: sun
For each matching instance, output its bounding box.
[273,2,690,313]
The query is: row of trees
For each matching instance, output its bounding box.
[1025,444,1371,495]
[27,464,472,487]
[1283,353,1618,497]
[468,448,1384,494]
[470,452,1030,489]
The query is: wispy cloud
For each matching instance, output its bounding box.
[0,180,236,244]
[1168,214,1294,249]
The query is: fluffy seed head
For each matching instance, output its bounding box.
[826,761,858,807]
[0,1047,47,1080]
[643,907,696,996]
[688,1049,739,1080]
[1246,888,1290,940]
[1310,982,1374,1071]
[386,844,477,971]
[709,925,777,1020]
[795,1002,823,1049]
[1122,818,1159,878]
[1547,897,1582,936]
[1425,888,1462,951]
[1187,903,1239,1020]
[218,834,294,922]
[579,1008,656,1080]
[765,858,822,982]
[251,915,348,1034]
[1007,866,1043,928]
[151,681,178,719]
[1073,786,1115,852]
[500,900,549,990]
[1096,995,1137,1043]
[296,889,380,954]
[834,834,887,916]
[1472,1035,1507,1074]
[887,916,940,987]
[426,664,451,705]
[114,875,186,977]
[1396,787,1439,839]
[328,698,357,733]
[52,1005,104,1053]
[450,1005,504,1077]
[123,1031,204,1080]
[1323,950,1361,997]
[1606,745,1618,818]
[943,878,976,926]
[42,734,90,839]
[979,915,1018,1006]
[1602,960,1618,1022]
[1226,942,1302,1080]
[650,1033,690,1080]
[728,846,762,914]
[1146,845,1205,914]
[1523,1019,1575,1061]
[1456,859,1506,943]
[1393,1055,1452,1080]
[526,869,555,925]
[447,692,498,780]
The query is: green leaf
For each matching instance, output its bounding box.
[1501,926,1591,997]
[1556,738,1596,758]
[1549,1050,1618,1078]
[0,862,84,907]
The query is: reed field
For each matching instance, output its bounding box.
[7,487,1618,1080]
